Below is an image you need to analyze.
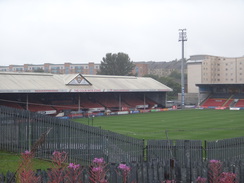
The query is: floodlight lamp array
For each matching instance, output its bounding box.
[178,29,187,42]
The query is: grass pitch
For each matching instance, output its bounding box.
[74,109,244,141]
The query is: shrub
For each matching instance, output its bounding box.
[196,160,237,183]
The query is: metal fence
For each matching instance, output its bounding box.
[1,105,244,165]
[0,106,144,164]
[147,140,203,167]
[1,159,244,183]
[206,136,244,161]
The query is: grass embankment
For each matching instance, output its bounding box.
[74,109,244,141]
[0,150,53,175]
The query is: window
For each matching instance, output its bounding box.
[135,67,139,74]
[51,67,60,70]
[16,68,23,71]
[74,66,83,73]
[65,67,69,74]
[89,67,94,74]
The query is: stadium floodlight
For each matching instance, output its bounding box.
[178,29,187,109]
[178,29,187,41]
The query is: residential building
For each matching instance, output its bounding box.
[0,61,182,77]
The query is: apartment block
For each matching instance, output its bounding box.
[187,55,244,93]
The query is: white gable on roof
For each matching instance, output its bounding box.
[67,74,91,85]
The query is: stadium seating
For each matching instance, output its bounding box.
[145,98,158,108]
[201,93,244,108]
[235,99,244,107]
[28,104,56,113]
[94,94,153,110]
[94,94,119,108]
[93,94,158,110]
[50,100,82,112]
[223,99,234,107]
[0,101,23,109]
[122,95,148,109]
[79,97,103,109]
[201,98,227,108]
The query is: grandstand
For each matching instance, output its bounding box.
[197,84,244,109]
[186,55,244,109]
[0,72,172,117]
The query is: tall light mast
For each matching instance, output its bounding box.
[179,29,187,109]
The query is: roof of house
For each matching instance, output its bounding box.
[0,72,172,93]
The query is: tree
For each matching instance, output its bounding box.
[159,77,181,100]
[144,74,181,100]
[168,70,187,84]
[97,52,135,76]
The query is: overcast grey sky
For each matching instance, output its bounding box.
[0,0,243,66]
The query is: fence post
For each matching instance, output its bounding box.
[56,119,61,150]
[28,112,31,151]
[184,140,191,182]
[143,139,146,161]
[204,140,207,161]
[170,159,175,180]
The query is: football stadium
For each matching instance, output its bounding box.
[1,67,244,182]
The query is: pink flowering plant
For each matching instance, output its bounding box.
[208,159,222,183]
[161,180,176,183]
[219,172,237,183]
[17,150,40,183]
[117,163,131,183]
[47,151,68,183]
[89,157,108,183]
[51,150,68,168]
[196,159,237,183]
[196,176,207,183]
[65,163,84,183]
[68,163,80,170]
